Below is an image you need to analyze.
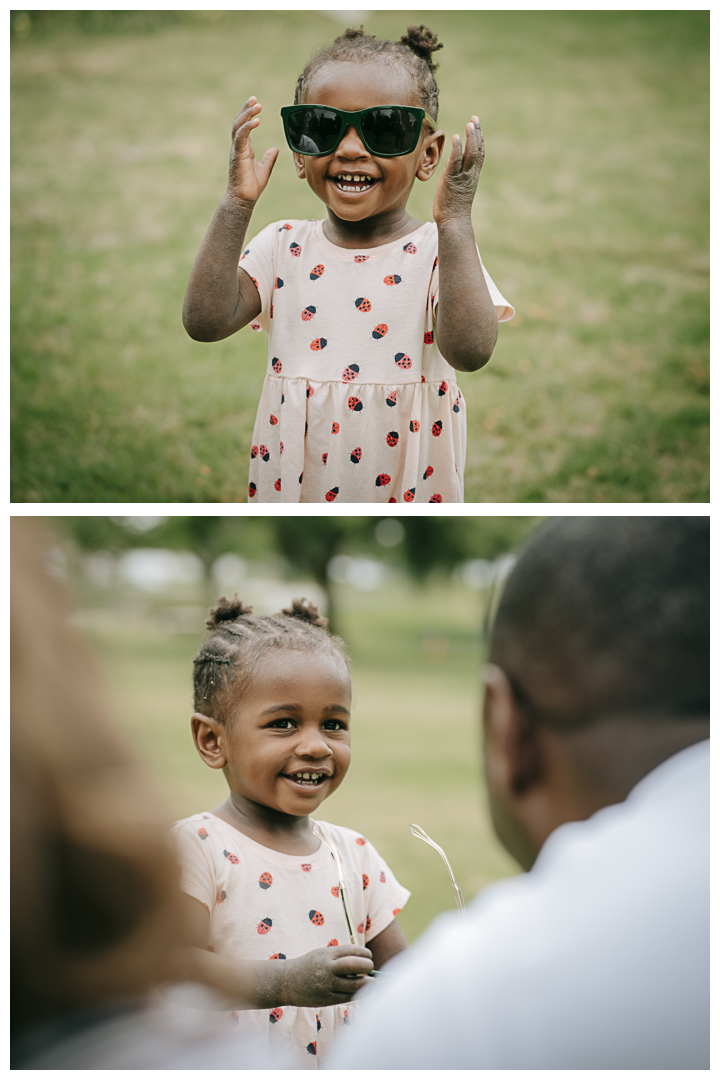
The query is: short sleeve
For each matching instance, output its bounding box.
[171,819,217,913]
[361,839,411,944]
[430,247,515,323]
[238,220,278,333]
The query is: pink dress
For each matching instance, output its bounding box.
[240,219,514,503]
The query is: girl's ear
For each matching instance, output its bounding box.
[416,130,445,182]
[191,712,227,770]
[293,152,307,179]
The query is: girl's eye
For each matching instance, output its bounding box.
[267,718,295,729]
[323,719,348,731]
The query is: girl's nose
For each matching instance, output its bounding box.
[297,727,332,758]
[335,124,368,159]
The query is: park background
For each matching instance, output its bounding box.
[11,9,708,503]
[46,513,540,942]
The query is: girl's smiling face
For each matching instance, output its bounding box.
[293,61,444,229]
[215,649,352,819]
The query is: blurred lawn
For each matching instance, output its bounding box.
[85,577,519,944]
[11,10,708,502]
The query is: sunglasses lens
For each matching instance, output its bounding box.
[362,108,420,155]
[287,108,343,154]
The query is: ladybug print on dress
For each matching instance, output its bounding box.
[216,890,227,904]
[409,420,420,433]
[438,381,447,396]
[380,871,386,882]
[271,358,282,374]
[331,886,340,898]
[310,264,324,280]
[423,465,434,480]
[257,917,272,934]
[310,338,327,351]
[343,1009,351,1026]
[453,393,461,413]
[386,390,397,407]
[342,364,360,383]
[269,414,278,425]
[269,953,286,959]
[403,241,417,254]
[354,254,369,262]
[248,482,257,498]
[404,488,416,502]
[394,352,412,369]
[362,874,369,890]
[269,1008,283,1024]
[348,396,363,411]
[274,478,281,492]
[279,223,292,231]
[325,487,339,502]
[270,303,274,319]
[307,386,314,398]
[289,242,301,256]
[259,444,270,462]
[307,1043,317,1056]
[327,938,339,946]
[275,277,284,289]
[430,494,443,502]
[197,827,209,840]
[386,431,399,447]
[331,421,340,434]
[301,306,316,321]
[355,297,372,311]
[384,274,401,285]
[355,837,367,846]
[432,420,443,437]
[259,872,273,890]
[316,1015,322,1031]
[372,323,388,339]
[299,472,304,483]
[424,330,434,344]
[309,910,325,926]
[280,442,284,454]
[321,453,328,466]
[376,474,391,487]
[388,497,397,503]
[432,255,438,271]
[393,907,401,916]
[301,863,312,872]
[350,447,362,464]
[223,849,239,864]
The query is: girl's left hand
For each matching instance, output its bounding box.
[433,116,485,225]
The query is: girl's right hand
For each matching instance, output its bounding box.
[285,944,374,1007]
[226,97,279,207]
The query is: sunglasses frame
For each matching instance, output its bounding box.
[280,104,437,158]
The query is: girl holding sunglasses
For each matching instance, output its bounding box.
[183,25,514,503]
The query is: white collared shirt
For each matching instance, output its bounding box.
[328,740,710,1069]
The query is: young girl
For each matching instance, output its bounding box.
[183,25,514,503]
[172,596,410,1069]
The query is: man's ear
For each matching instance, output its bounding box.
[483,664,543,796]
[293,152,306,179]
[416,130,445,182]
[191,713,227,770]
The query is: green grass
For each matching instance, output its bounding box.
[11,10,708,502]
[83,576,518,943]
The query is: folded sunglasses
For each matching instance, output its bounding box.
[280,104,437,158]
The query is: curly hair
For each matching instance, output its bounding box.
[192,595,350,724]
[295,24,444,120]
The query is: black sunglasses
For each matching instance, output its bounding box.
[280,104,437,158]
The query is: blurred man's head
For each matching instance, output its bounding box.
[482,517,709,870]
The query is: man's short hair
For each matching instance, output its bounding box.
[490,517,709,726]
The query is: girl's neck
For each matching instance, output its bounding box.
[322,206,423,250]
[211,794,321,856]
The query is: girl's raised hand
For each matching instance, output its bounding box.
[433,116,485,225]
[285,944,374,1007]
[226,97,279,207]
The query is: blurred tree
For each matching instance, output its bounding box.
[400,517,541,579]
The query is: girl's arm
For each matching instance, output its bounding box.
[367,919,408,969]
[182,97,278,342]
[433,118,499,372]
[178,894,373,1009]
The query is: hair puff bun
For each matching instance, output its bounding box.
[281,597,329,629]
[205,595,253,628]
